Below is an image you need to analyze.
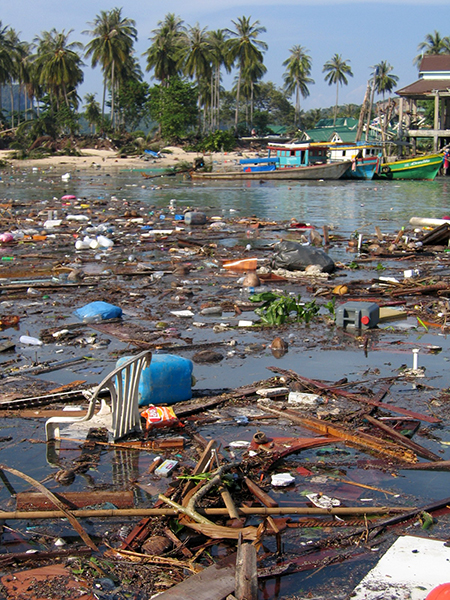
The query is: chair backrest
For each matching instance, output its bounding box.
[97,350,152,440]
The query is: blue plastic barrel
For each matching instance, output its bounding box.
[116,354,193,406]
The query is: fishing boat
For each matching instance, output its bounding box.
[190,142,351,181]
[374,153,444,180]
[328,142,382,180]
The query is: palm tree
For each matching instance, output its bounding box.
[33,29,84,111]
[373,61,398,100]
[144,13,185,86]
[84,8,137,128]
[240,58,266,128]
[282,45,314,129]
[225,16,267,132]
[180,24,211,130]
[323,54,353,125]
[0,22,15,121]
[208,30,232,131]
[415,30,450,66]
[84,92,101,133]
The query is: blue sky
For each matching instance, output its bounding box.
[3,0,449,111]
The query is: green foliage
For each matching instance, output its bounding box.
[196,130,236,152]
[375,262,386,272]
[324,296,336,316]
[116,80,150,131]
[250,292,320,325]
[349,261,359,270]
[148,77,198,142]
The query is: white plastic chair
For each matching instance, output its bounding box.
[45,350,152,442]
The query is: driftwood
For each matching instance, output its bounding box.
[364,414,441,462]
[0,464,98,551]
[267,367,440,424]
[259,405,417,463]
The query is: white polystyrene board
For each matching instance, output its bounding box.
[351,535,450,599]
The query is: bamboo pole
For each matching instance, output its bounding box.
[0,506,409,520]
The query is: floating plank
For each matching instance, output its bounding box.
[153,553,236,600]
[16,490,134,511]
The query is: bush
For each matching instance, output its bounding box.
[197,130,237,153]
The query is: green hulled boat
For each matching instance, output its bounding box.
[375,153,444,181]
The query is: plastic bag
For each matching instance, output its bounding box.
[141,405,179,429]
[73,301,122,322]
[271,240,335,273]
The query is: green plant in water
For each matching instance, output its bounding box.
[375,262,386,272]
[250,292,320,325]
[349,261,359,270]
[324,296,336,316]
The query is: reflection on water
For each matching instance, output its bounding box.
[7,167,450,239]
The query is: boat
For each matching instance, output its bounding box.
[328,142,382,180]
[190,142,351,181]
[374,152,444,180]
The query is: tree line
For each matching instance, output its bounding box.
[0,10,446,147]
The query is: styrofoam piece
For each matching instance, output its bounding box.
[256,387,289,397]
[271,473,295,487]
[228,440,251,449]
[306,493,340,509]
[170,310,194,317]
[351,535,450,599]
[288,391,321,405]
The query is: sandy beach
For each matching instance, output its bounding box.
[0,146,257,171]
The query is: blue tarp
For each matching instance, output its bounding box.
[144,150,161,158]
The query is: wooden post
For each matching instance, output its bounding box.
[322,225,330,247]
[235,535,258,600]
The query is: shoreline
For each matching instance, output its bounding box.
[0,146,257,171]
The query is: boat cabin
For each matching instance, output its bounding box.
[328,142,382,162]
[267,143,329,168]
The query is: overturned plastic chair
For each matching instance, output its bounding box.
[45,350,152,443]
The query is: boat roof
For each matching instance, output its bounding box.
[267,142,329,150]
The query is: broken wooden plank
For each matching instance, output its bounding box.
[259,405,417,463]
[146,553,236,600]
[267,367,440,423]
[235,539,258,600]
[244,477,278,508]
[364,414,441,462]
[16,490,134,511]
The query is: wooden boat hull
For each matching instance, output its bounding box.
[374,153,443,181]
[341,156,380,180]
[190,161,352,181]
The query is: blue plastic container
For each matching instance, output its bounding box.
[116,354,193,406]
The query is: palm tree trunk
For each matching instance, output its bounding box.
[111,60,115,131]
[10,81,14,129]
[334,83,339,126]
[295,84,300,129]
[216,68,220,130]
[234,68,241,133]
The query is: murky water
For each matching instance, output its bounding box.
[2,166,450,598]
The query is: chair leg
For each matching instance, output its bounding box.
[46,421,60,441]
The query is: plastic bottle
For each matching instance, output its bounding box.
[20,335,43,346]
[116,354,193,406]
